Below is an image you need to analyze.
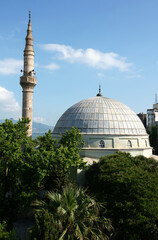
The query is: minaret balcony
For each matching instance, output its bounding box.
[20,75,37,88]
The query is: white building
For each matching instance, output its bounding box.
[147,103,158,128]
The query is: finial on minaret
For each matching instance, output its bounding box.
[29,9,31,21]
[96,84,103,97]
[99,84,101,94]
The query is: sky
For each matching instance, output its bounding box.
[0,0,158,126]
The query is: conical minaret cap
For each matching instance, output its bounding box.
[27,10,33,34]
[23,10,35,75]
[24,10,34,52]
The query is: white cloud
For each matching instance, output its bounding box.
[41,44,132,72]
[33,116,47,124]
[0,86,21,113]
[0,58,23,75]
[43,63,60,71]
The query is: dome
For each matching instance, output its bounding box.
[53,96,147,136]
[53,94,152,159]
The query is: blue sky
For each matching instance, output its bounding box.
[0,0,158,126]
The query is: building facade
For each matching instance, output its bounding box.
[147,103,158,129]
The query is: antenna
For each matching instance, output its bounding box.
[155,94,157,104]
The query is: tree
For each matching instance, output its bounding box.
[58,127,85,169]
[29,185,113,240]
[36,128,85,191]
[0,221,17,240]
[0,120,85,223]
[34,130,67,192]
[0,119,39,222]
[86,152,158,240]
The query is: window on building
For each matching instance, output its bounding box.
[99,140,105,148]
[127,140,132,148]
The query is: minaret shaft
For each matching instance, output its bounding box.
[20,12,37,136]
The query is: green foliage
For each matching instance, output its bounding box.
[0,119,39,222]
[36,128,85,191]
[0,221,17,240]
[29,186,113,240]
[29,211,58,240]
[59,127,85,169]
[35,130,69,192]
[0,120,85,223]
[86,152,158,240]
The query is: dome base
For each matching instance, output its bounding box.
[80,147,153,159]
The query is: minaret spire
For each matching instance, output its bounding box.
[20,11,37,136]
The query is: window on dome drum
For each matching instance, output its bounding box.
[127,140,132,148]
[99,140,105,148]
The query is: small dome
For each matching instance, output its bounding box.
[53,96,147,135]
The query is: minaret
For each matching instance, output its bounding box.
[20,10,37,136]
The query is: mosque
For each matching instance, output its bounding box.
[20,13,152,161]
[52,87,152,161]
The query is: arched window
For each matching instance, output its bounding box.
[127,140,132,148]
[99,140,105,148]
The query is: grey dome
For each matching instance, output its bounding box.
[53,96,147,135]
